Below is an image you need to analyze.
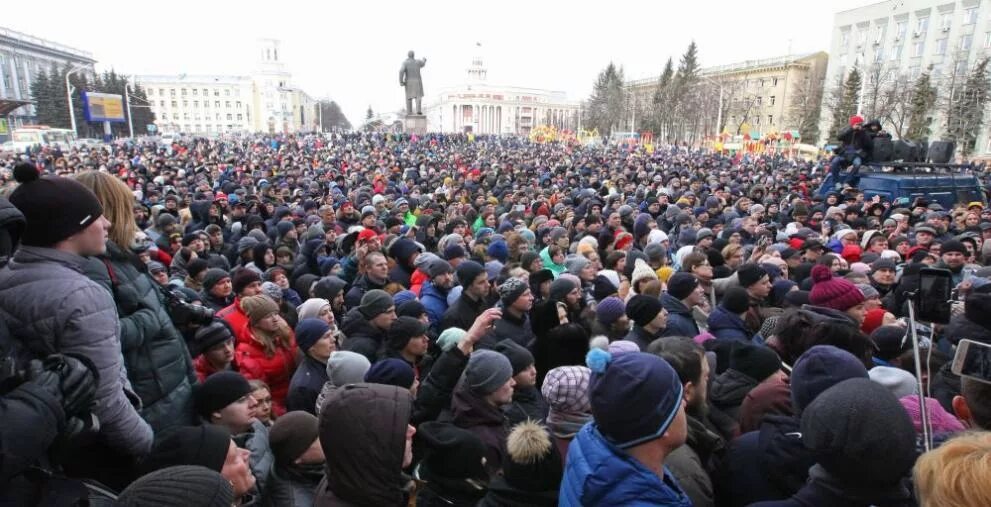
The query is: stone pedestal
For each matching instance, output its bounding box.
[404,114,427,135]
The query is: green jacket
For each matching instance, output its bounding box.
[84,242,196,433]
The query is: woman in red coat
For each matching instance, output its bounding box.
[236,294,298,416]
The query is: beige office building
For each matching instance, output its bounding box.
[627,52,829,137]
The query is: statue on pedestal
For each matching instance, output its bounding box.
[400,50,427,116]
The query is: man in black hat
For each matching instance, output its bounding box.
[0,164,154,474]
[441,261,492,333]
[194,371,273,494]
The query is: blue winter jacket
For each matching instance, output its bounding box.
[707,306,753,342]
[660,294,700,338]
[420,280,450,332]
[559,424,692,507]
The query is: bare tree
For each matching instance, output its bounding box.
[879,73,914,138]
[861,62,897,121]
[787,65,827,141]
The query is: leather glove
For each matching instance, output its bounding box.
[47,354,98,418]
[28,354,98,419]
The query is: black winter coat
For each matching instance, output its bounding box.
[412,347,469,425]
[285,355,328,415]
[440,293,488,334]
[708,369,758,439]
[932,313,991,411]
[339,308,388,364]
[720,414,812,506]
[504,385,549,426]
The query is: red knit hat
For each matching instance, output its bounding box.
[809,265,865,311]
[849,115,865,127]
[841,244,862,263]
[614,231,634,251]
[861,308,887,334]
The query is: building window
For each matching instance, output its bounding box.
[226,114,232,120]
[891,44,903,61]
[769,96,776,106]
[986,32,991,48]
[170,89,176,97]
[160,100,165,107]
[236,101,242,108]
[964,7,978,25]
[225,101,231,108]
[758,79,765,87]
[183,100,188,107]
[913,40,926,57]
[214,90,220,96]
[896,21,907,40]
[932,64,943,77]
[768,115,773,125]
[936,38,947,55]
[204,100,209,108]
[193,101,198,108]
[909,66,921,79]
[756,96,763,106]
[841,30,850,49]
[941,13,952,31]
[917,17,929,35]
[203,89,208,96]
[181,88,187,96]
[172,113,178,120]
[171,101,177,108]
[960,34,973,50]
[755,116,761,125]
[956,60,968,75]
[214,101,220,108]
[183,113,189,120]
[159,88,164,96]
[874,47,885,62]
[237,114,243,121]
[194,114,200,121]
[225,89,231,96]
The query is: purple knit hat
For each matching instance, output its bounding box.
[809,265,865,311]
[899,395,965,435]
[595,296,626,325]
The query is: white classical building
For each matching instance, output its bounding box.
[822,0,991,154]
[138,39,316,135]
[423,53,580,135]
[0,25,96,139]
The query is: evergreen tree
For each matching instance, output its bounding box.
[905,69,936,140]
[129,83,156,135]
[828,67,861,140]
[47,63,71,130]
[649,58,674,136]
[674,41,700,88]
[945,58,991,156]
[586,62,626,135]
[366,106,374,120]
[319,101,351,130]
[29,67,52,125]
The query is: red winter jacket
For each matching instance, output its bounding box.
[218,298,252,346]
[236,326,297,417]
[194,355,237,383]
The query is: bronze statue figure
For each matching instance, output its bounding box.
[400,50,427,115]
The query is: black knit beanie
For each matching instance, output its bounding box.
[194,371,253,419]
[201,268,231,292]
[8,163,104,247]
[117,465,234,507]
[140,425,231,474]
[729,342,781,382]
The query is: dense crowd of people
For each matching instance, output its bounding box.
[2,122,991,506]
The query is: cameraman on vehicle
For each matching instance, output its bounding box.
[829,114,875,190]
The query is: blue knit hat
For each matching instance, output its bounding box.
[295,318,332,353]
[790,345,869,413]
[487,241,509,263]
[364,358,415,389]
[586,349,683,449]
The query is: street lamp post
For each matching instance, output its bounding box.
[65,63,89,136]
[124,76,134,138]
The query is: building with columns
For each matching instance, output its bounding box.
[0,25,96,140]
[137,38,316,135]
[423,52,580,135]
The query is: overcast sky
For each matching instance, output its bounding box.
[5,0,873,123]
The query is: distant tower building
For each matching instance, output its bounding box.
[254,38,293,133]
[467,43,487,83]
